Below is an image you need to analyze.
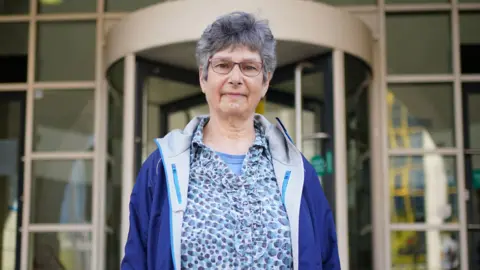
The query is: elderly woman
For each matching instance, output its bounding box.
[122,11,340,270]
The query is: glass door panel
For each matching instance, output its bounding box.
[345,54,372,270]
[463,83,480,270]
[268,57,334,208]
[0,92,25,270]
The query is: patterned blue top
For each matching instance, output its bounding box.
[180,117,293,269]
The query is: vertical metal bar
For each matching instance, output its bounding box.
[20,0,37,269]
[93,0,106,267]
[322,55,336,215]
[134,63,146,174]
[97,0,107,266]
[96,80,108,270]
[121,53,136,261]
[451,1,469,269]
[295,64,303,152]
[142,78,148,162]
[371,40,385,270]
[295,62,313,152]
[378,0,391,267]
[333,49,349,270]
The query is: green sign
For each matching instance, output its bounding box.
[311,152,333,176]
[473,170,480,190]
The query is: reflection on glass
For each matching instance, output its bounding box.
[31,232,91,270]
[106,88,123,270]
[387,13,451,74]
[345,53,372,270]
[387,83,454,149]
[38,0,96,13]
[36,22,96,81]
[0,94,23,270]
[33,89,94,152]
[31,160,93,224]
[0,0,29,14]
[391,231,460,270]
[0,23,28,83]
[107,59,125,94]
[389,156,458,224]
[347,88,372,269]
[38,0,97,13]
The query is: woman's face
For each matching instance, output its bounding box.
[200,45,271,119]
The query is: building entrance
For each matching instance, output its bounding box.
[104,0,374,269]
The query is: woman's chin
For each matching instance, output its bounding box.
[218,103,251,117]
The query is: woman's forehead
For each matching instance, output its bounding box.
[213,45,261,61]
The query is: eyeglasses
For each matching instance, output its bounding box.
[209,58,263,77]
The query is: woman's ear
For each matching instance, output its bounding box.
[262,72,272,97]
[199,68,206,93]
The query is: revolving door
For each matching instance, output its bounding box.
[104,0,374,269]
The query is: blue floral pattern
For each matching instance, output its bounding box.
[180,117,293,269]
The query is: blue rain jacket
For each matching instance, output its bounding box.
[121,115,340,269]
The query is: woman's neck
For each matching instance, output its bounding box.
[203,114,255,155]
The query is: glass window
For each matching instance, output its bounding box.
[387,83,454,149]
[464,83,480,149]
[460,12,480,74]
[389,156,458,224]
[105,0,162,12]
[386,13,451,74]
[391,231,460,269]
[0,0,29,14]
[30,160,93,224]
[38,0,97,13]
[30,232,92,269]
[33,89,95,152]
[0,23,28,83]
[36,22,96,81]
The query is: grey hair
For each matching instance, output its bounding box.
[195,11,277,82]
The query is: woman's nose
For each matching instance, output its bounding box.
[228,65,243,85]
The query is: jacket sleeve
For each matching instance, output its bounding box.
[305,160,341,269]
[120,151,158,269]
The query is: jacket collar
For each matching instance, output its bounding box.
[158,113,302,166]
